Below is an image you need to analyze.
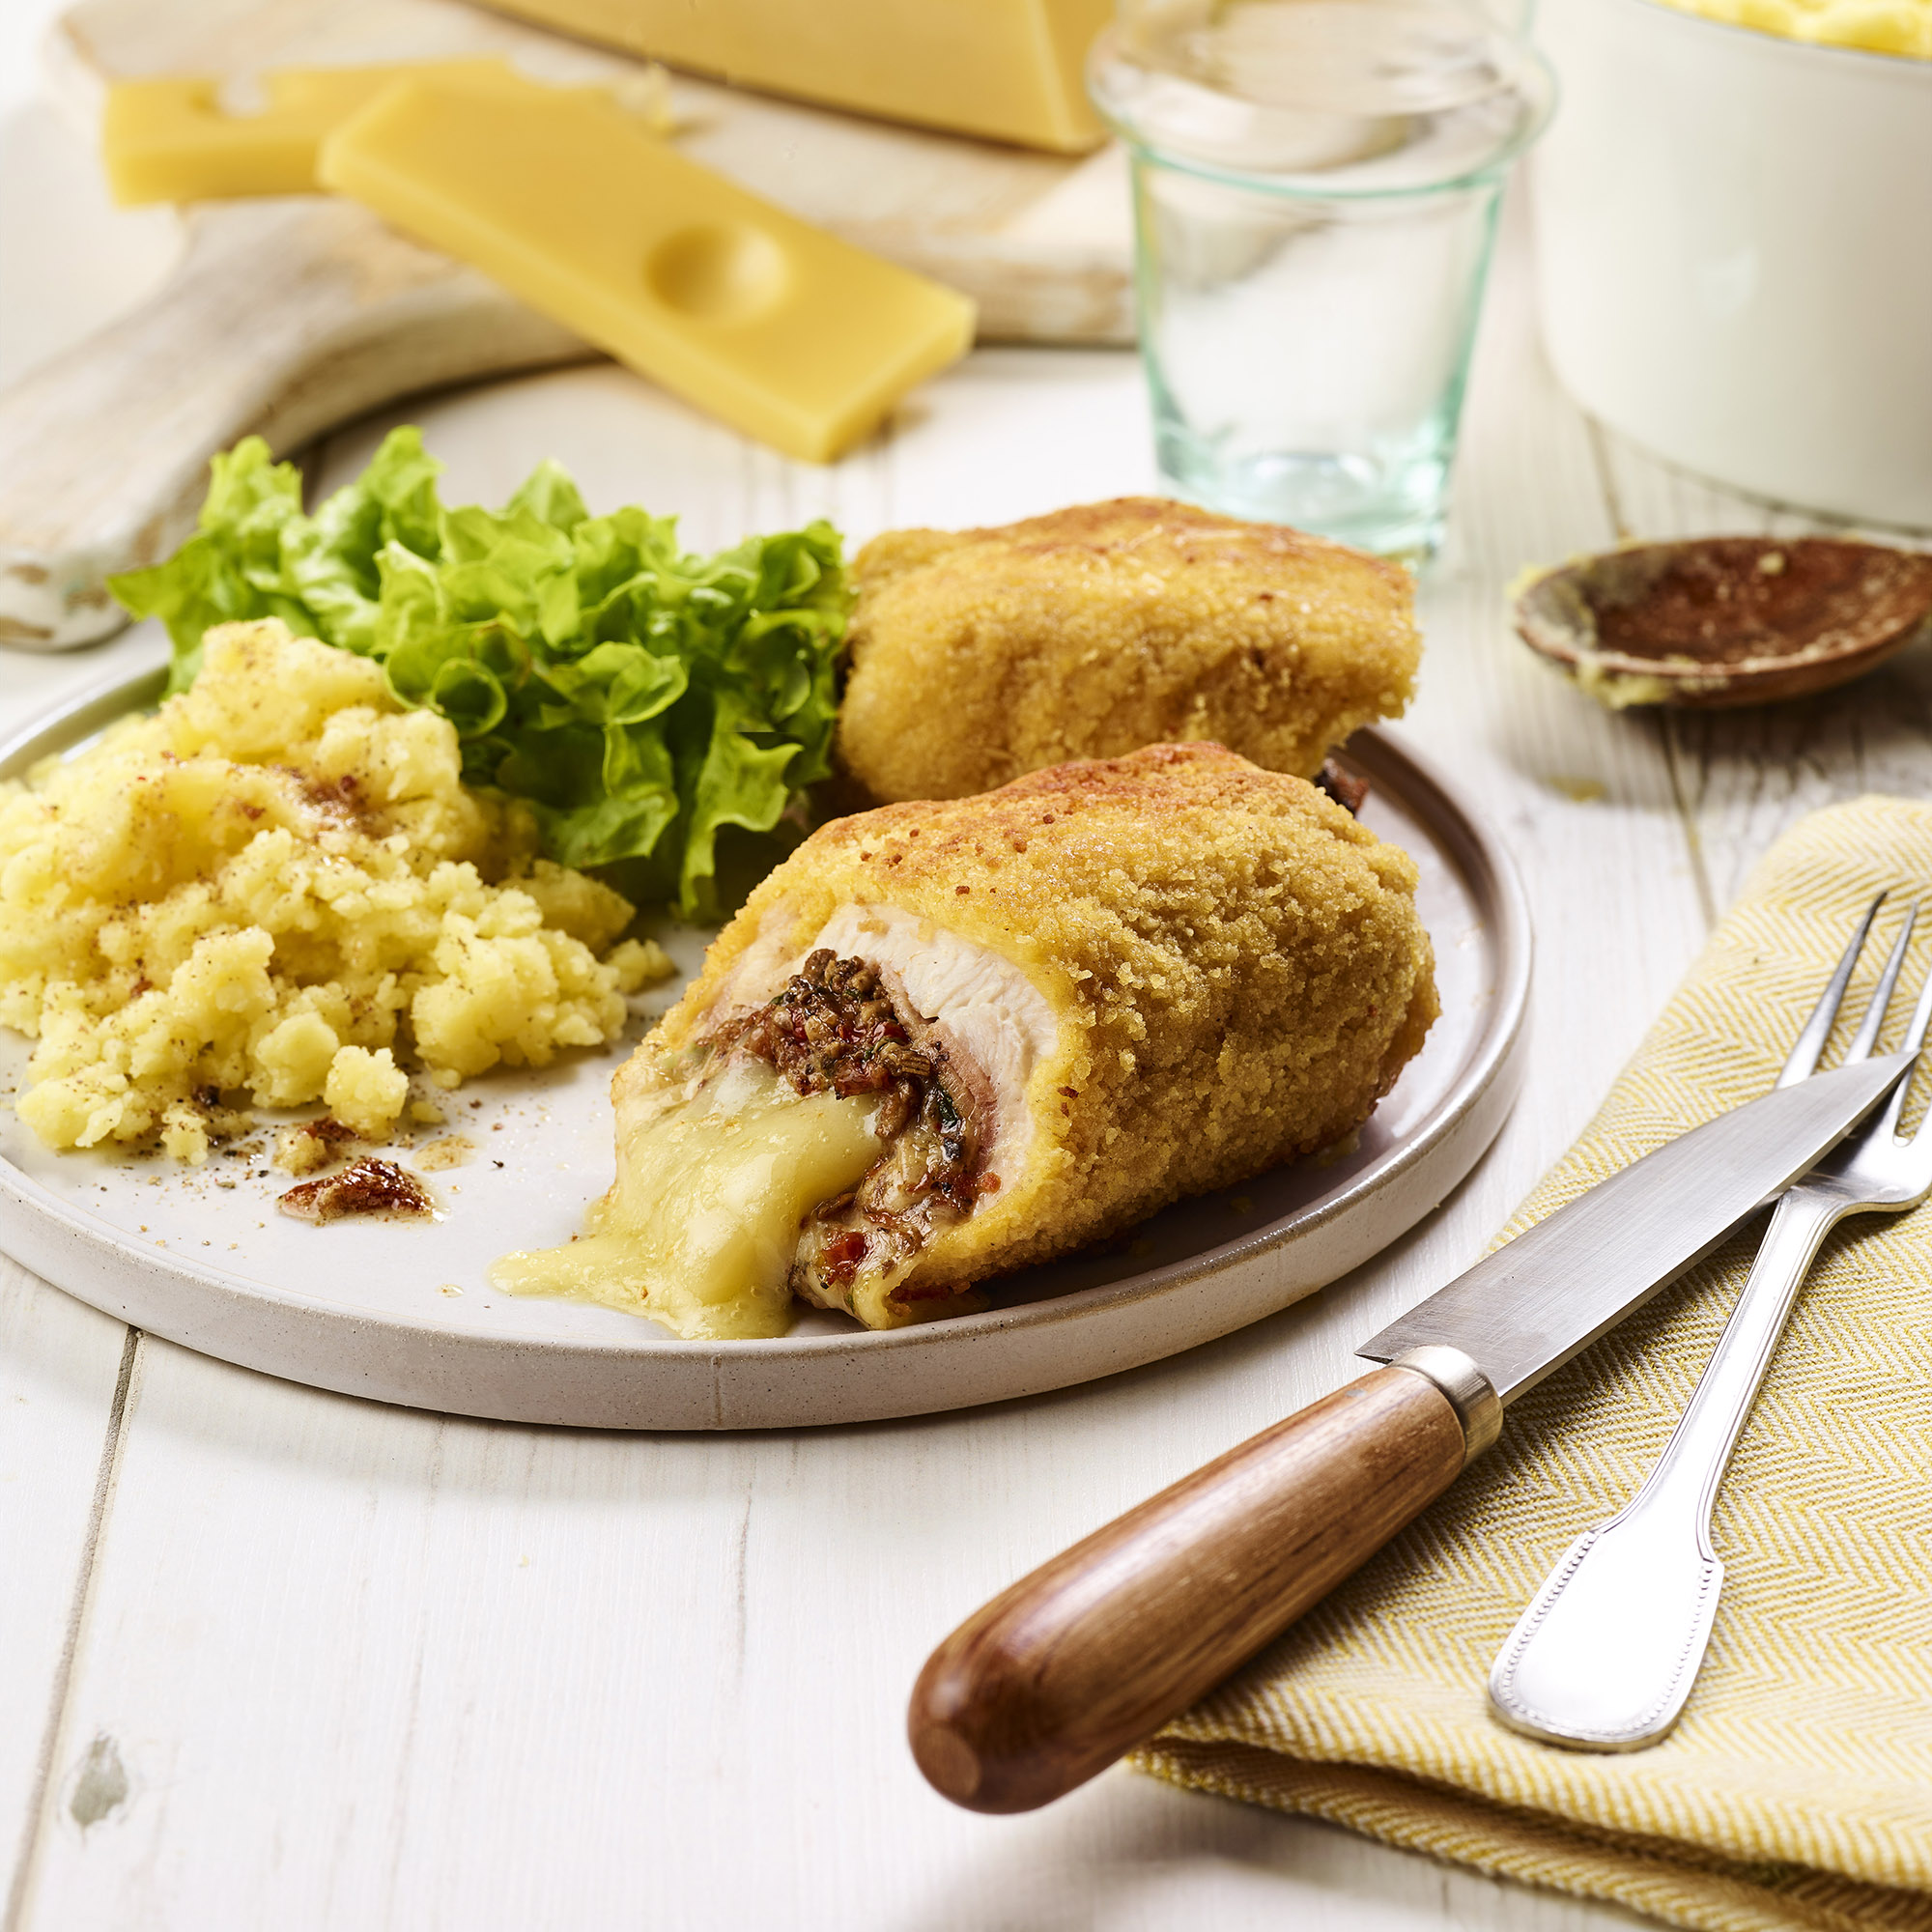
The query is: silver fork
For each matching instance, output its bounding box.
[1488,894,1932,1751]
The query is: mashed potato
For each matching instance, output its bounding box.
[1659,0,1929,57]
[0,620,669,1162]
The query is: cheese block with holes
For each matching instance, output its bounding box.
[318,76,978,463]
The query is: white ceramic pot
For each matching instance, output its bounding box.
[1530,0,1932,526]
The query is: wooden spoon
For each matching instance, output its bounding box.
[1515,535,1932,709]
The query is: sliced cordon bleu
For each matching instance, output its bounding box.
[494,743,1437,1340]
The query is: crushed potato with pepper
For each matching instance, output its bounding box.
[0,620,672,1162]
[1659,0,1929,56]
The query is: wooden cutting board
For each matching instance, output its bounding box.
[0,0,1133,651]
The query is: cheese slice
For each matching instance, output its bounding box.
[484,0,1112,152]
[492,1059,880,1340]
[99,61,522,206]
[318,78,977,462]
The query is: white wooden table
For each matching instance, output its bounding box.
[4,61,1927,1932]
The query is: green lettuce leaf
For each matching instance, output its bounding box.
[108,428,851,917]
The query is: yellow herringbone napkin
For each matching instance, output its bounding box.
[1140,798,1932,1932]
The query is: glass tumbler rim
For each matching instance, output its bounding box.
[1087,19,1558,204]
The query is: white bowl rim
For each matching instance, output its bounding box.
[1617,0,1932,80]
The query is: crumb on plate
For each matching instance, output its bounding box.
[278,1156,436,1224]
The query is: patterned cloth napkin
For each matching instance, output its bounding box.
[1139,798,1932,1932]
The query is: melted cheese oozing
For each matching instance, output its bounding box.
[491,1059,879,1341]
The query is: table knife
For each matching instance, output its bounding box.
[907,1049,1917,1813]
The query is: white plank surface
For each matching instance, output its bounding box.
[0,37,152,1925]
[0,69,1912,1932]
[0,1271,132,1924]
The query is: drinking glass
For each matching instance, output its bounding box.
[1090,0,1554,559]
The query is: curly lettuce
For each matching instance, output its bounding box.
[110,429,849,917]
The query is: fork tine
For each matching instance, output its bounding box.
[1872,925,1932,1143]
[1844,904,1918,1062]
[1776,891,1887,1087]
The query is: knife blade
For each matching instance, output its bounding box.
[907,1048,1918,1816]
[1356,1049,1918,1402]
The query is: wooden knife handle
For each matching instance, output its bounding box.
[908,1351,1497,1813]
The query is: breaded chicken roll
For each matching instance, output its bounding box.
[495,744,1436,1340]
[836,498,1420,804]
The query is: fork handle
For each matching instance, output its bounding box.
[1488,1188,1844,1750]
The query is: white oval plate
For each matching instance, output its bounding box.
[0,650,1529,1428]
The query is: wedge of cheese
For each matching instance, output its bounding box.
[319,78,976,462]
[481,0,1112,152]
[100,61,521,205]
[101,62,672,207]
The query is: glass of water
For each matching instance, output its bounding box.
[1090,0,1554,560]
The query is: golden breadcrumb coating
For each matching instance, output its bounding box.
[649,742,1437,1308]
[836,497,1421,804]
